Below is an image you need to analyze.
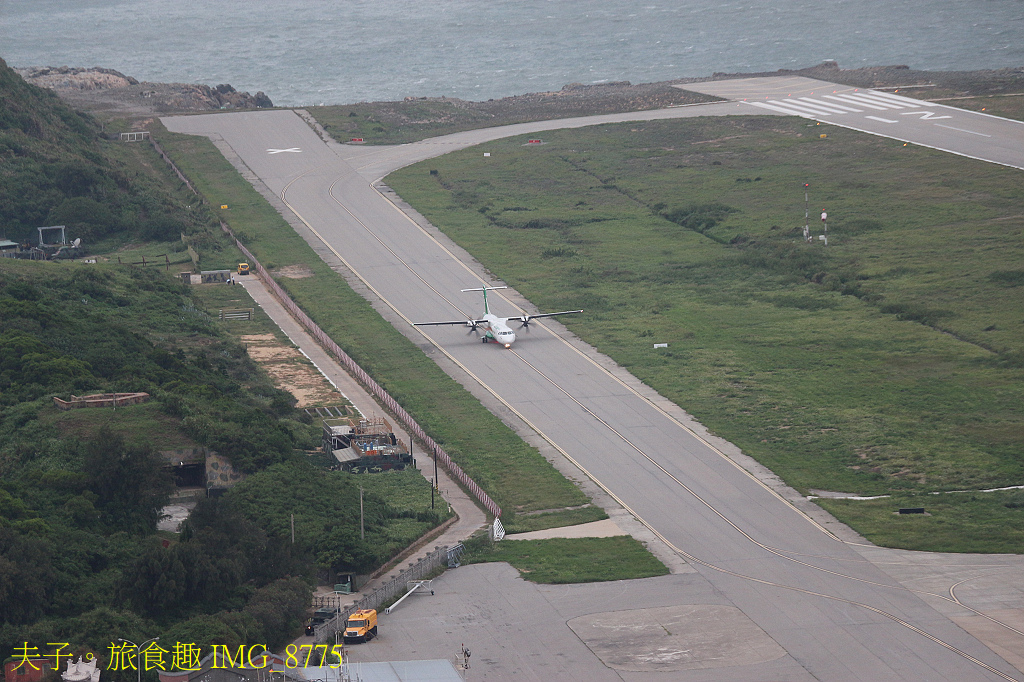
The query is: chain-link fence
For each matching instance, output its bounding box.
[313,545,449,643]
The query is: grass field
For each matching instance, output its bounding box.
[383,115,1024,551]
[818,489,1024,554]
[465,535,669,583]
[151,121,604,534]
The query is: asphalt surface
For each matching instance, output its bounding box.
[163,79,1024,680]
[679,76,1024,171]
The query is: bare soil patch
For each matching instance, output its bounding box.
[273,264,315,279]
[240,334,344,407]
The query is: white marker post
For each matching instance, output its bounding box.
[803,183,811,242]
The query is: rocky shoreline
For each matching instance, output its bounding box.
[15,61,1024,120]
[15,65,272,116]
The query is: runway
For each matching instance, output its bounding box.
[164,78,1024,680]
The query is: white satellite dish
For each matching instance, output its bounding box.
[72,238,82,247]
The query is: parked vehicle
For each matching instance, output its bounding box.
[343,609,378,643]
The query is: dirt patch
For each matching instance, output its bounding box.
[247,344,302,362]
[273,264,315,279]
[241,335,345,407]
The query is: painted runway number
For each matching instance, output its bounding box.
[901,111,952,120]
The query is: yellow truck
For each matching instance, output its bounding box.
[237,263,250,275]
[343,608,378,643]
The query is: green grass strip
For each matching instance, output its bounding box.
[818,490,1024,553]
[150,121,596,530]
[465,536,669,583]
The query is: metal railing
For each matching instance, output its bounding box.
[314,545,449,643]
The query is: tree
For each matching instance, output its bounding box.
[84,428,173,534]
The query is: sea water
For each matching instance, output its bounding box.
[1,0,1022,106]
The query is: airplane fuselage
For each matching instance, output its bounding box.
[482,313,516,347]
[413,285,580,349]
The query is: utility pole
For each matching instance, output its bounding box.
[360,485,365,541]
[291,513,295,544]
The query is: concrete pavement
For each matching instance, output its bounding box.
[164,81,1024,680]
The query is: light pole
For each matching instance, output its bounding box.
[117,637,159,682]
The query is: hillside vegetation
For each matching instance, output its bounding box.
[0,60,445,664]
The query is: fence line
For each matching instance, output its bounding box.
[313,545,449,643]
[150,134,501,518]
[151,139,198,196]
[224,223,501,519]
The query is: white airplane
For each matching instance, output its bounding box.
[414,286,582,348]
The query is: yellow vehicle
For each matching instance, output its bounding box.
[343,609,378,643]
[237,263,250,275]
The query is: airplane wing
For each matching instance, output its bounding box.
[512,310,583,325]
[413,319,488,327]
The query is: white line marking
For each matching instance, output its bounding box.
[267,147,302,154]
[865,116,899,123]
[745,101,816,117]
[855,92,919,108]
[824,94,891,111]
[791,98,851,114]
[933,124,991,137]
[789,111,1024,172]
[840,93,906,109]
[867,91,935,107]
[900,111,953,121]
[767,99,829,116]
[801,97,861,113]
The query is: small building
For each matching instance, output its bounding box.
[158,448,245,493]
[322,416,413,473]
[3,659,51,682]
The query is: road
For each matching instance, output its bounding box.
[164,78,1024,680]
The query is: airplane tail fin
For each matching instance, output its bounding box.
[461,285,507,315]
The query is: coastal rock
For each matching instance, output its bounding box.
[14,66,274,115]
[15,65,138,90]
